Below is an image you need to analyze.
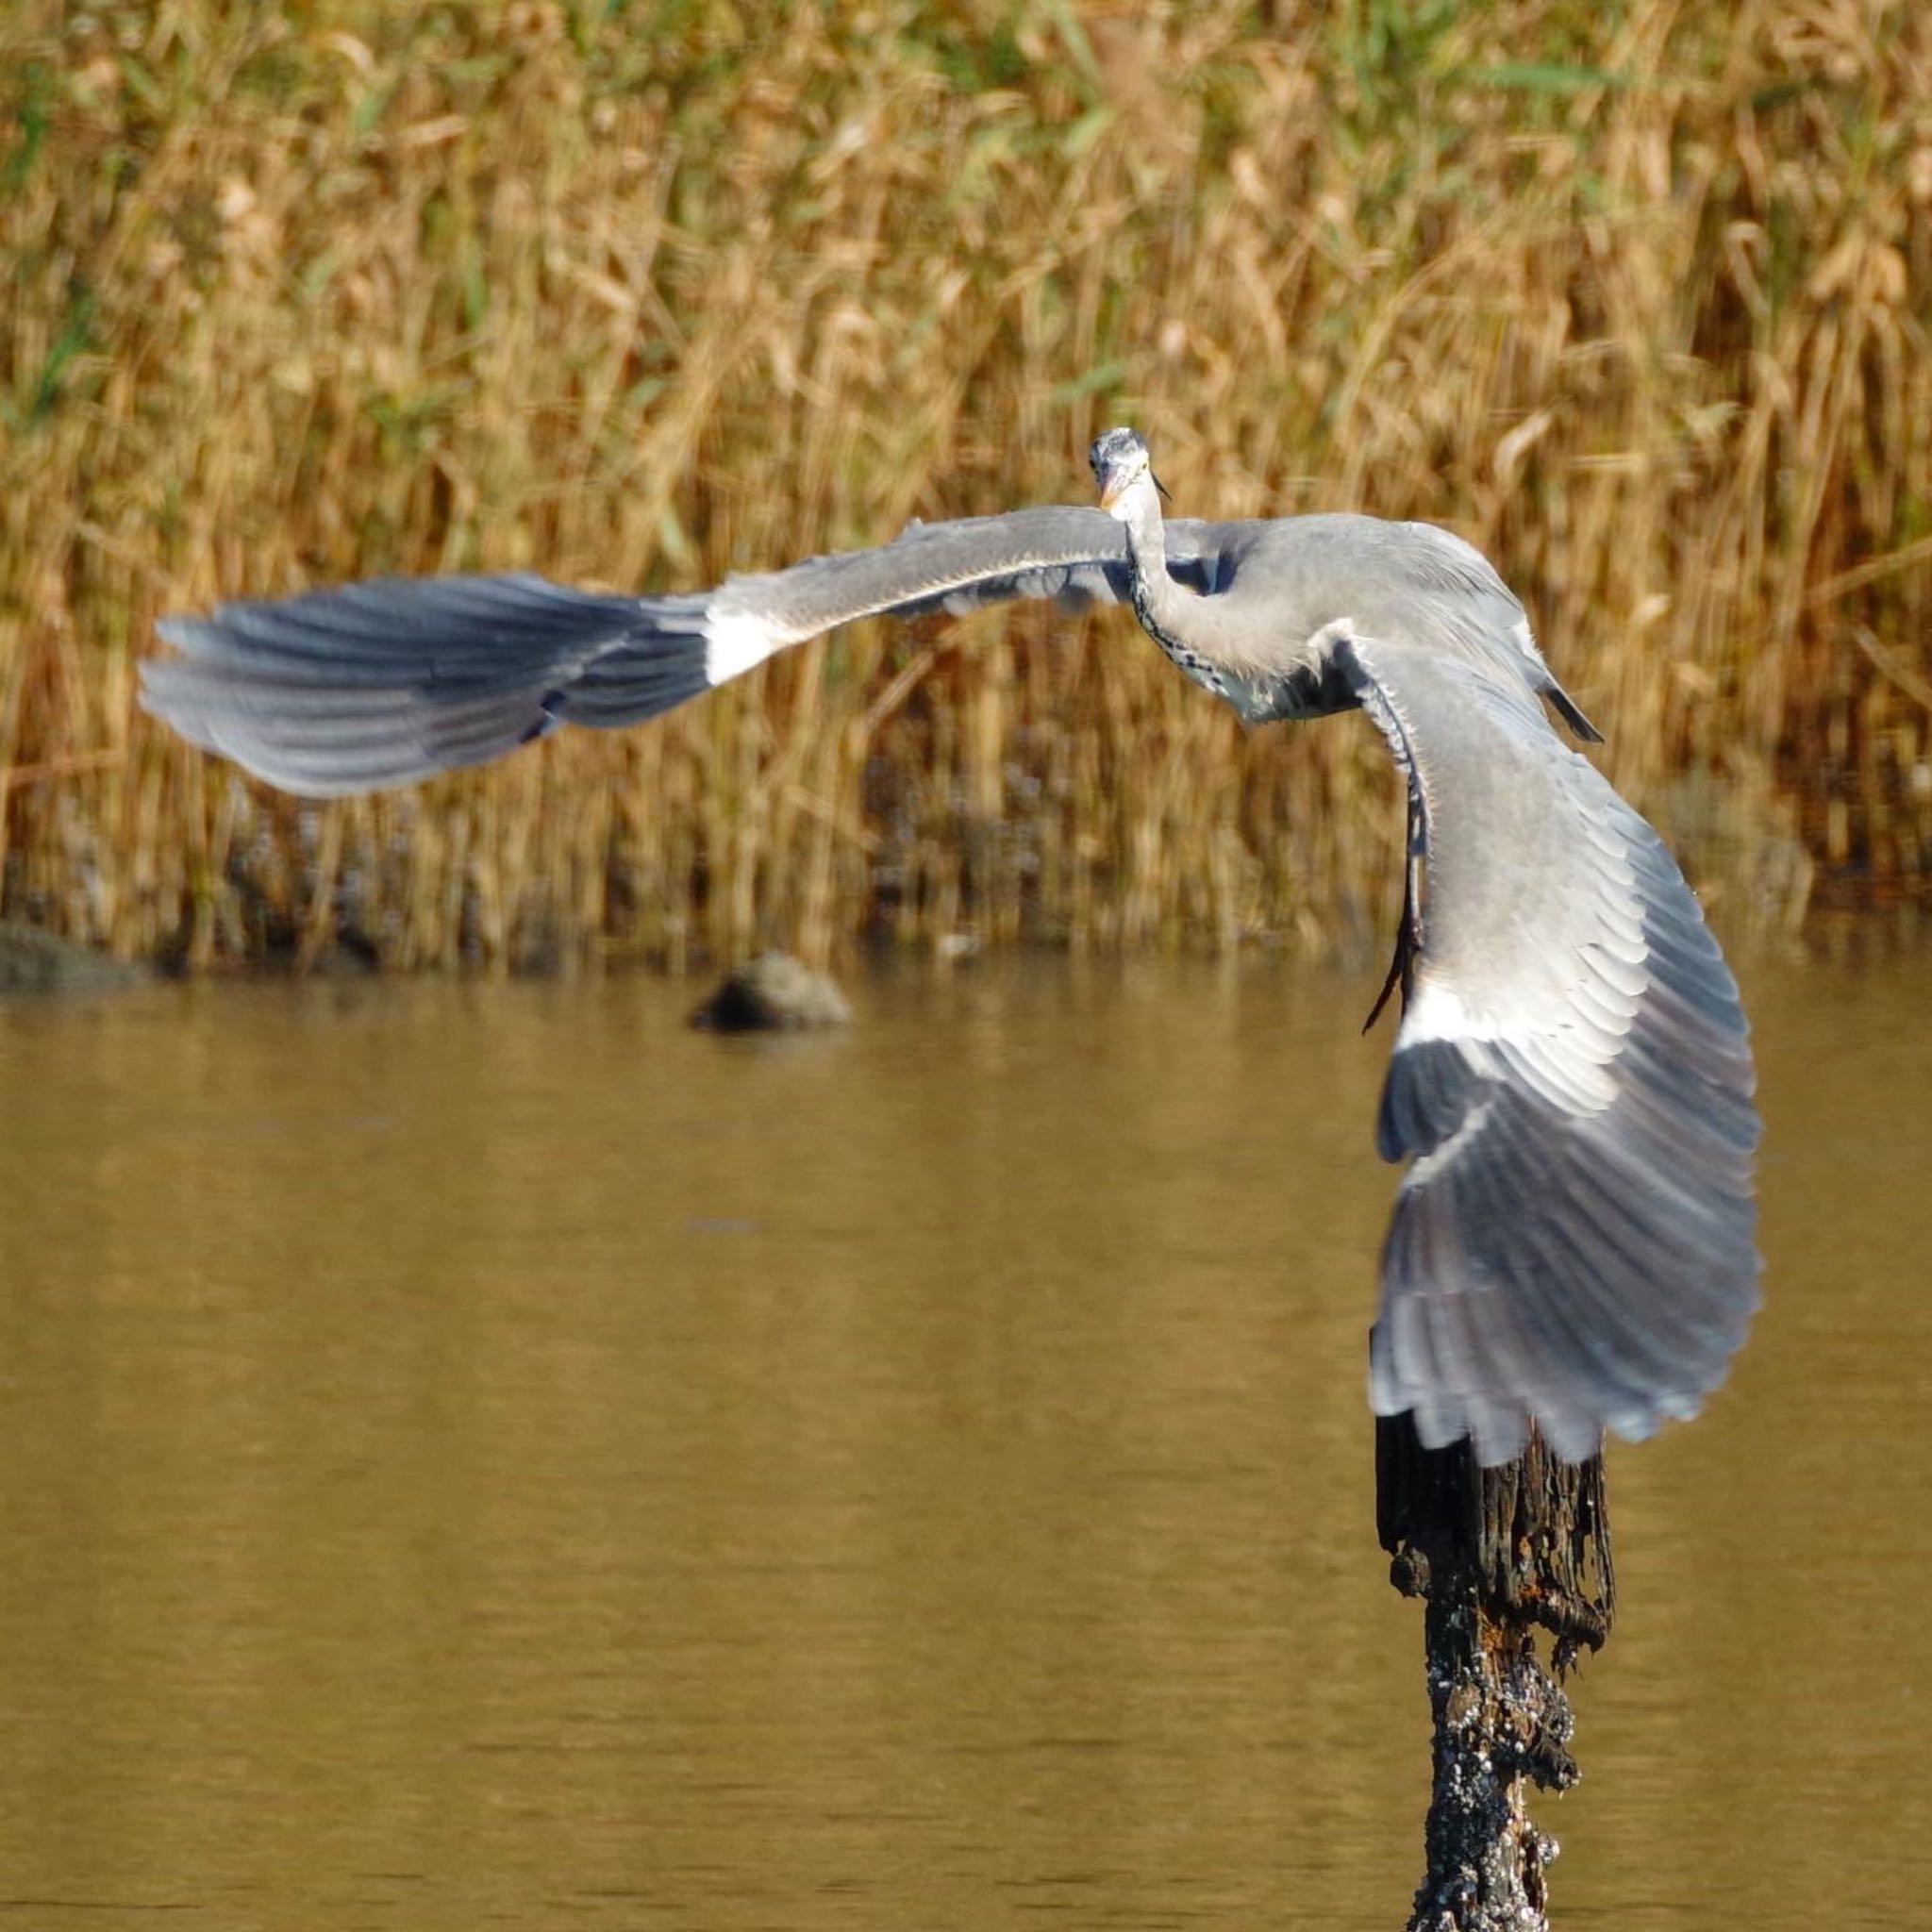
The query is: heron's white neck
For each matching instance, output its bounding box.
[1108,473,1195,641]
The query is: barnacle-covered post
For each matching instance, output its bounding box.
[1377,1418,1614,1932]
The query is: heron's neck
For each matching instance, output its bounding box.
[1115,479,1207,663]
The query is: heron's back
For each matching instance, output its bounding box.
[1187,514,1575,726]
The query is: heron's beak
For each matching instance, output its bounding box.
[1098,466,1145,514]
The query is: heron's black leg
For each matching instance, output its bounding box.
[1362,784,1425,1034]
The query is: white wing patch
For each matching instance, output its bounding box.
[1393,977,1483,1047]
[703,608,789,687]
[1395,974,1627,1116]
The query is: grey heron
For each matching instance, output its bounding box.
[142,426,1760,1466]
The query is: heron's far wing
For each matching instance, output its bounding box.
[142,575,704,798]
[1338,633,1760,1466]
[142,508,1221,798]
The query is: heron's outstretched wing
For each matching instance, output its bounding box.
[1338,631,1759,1465]
[142,508,1219,797]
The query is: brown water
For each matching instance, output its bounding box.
[0,952,1927,1930]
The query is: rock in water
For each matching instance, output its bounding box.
[691,952,851,1032]
[0,922,149,996]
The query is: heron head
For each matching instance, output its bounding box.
[1090,426,1166,520]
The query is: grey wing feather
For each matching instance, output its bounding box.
[1341,634,1759,1465]
[142,508,1220,797]
[143,575,708,795]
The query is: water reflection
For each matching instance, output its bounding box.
[0,952,1926,1926]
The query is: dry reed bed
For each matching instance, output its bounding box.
[2,1,1927,971]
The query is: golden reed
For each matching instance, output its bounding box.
[2,3,1926,970]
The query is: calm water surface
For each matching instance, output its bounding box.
[0,952,1927,1929]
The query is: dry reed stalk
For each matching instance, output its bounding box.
[1,1,1926,970]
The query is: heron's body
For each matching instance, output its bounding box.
[143,428,1760,1466]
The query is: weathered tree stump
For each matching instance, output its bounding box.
[1377,1417,1614,1932]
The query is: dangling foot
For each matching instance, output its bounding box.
[1362,791,1424,1034]
[1360,908,1416,1033]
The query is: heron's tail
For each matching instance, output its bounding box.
[1544,677,1604,744]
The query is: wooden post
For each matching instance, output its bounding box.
[1376,1417,1615,1932]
